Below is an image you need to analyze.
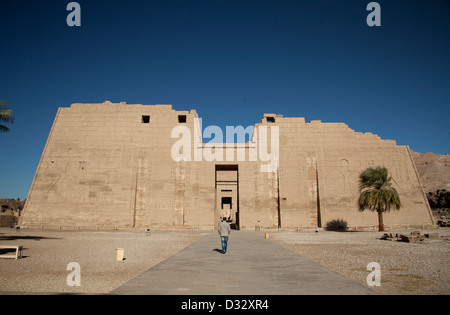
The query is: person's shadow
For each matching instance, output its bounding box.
[212,248,223,254]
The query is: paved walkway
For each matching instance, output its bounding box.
[111,231,376,295]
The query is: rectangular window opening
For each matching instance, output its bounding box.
[266,117,275,123]
[221,197,232,209]
[142,115,150,123]
[178,115,187,123]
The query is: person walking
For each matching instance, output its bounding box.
[218,217,231,254]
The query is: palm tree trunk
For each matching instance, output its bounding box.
[378,210,385,231]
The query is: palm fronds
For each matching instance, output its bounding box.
[0,100,14,132]
[357,166,402,231]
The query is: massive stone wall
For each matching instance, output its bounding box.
[271,115,434,230]
[20,102,435,231]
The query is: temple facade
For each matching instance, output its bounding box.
[20,101,435,231]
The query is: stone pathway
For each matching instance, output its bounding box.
[111,231,376,295]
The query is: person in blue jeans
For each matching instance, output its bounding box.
[218,217,231,254]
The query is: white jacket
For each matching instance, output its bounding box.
[218,221,231,237]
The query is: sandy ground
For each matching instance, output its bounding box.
[270,228,450,295]
[0,228,205,294]
[1,227,449,295]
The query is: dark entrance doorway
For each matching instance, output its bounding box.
[215,165,239,230]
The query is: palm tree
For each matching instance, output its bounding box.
[0,100,14,132]
[357,166,401,231]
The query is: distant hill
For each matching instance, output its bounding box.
[411,150,450,193]
[411,150,450,214]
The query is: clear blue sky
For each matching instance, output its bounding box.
[1,0,449,200]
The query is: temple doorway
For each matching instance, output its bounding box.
[215,165,239,230]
